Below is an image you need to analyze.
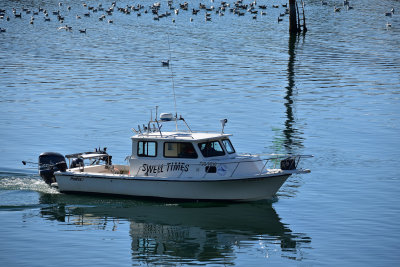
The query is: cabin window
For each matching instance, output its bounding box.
[198,141,225,157]
[222,139,235,154]
[138,141,157,157]
[164,142,198,158]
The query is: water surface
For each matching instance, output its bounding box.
[1,0,400,266]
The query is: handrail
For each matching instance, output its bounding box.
[129,154,313,178]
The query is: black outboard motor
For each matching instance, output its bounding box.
[38,152,67,184]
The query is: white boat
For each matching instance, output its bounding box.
[38,112,312,201]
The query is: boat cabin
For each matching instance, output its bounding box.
[127,131,258,179]
[124,113,267,179]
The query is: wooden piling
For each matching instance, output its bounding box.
[289,0,298,33]
[289,0,307,33]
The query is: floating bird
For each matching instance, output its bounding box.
[79,29,86,33]
[278,17,283,22]
[161,60,169,67]
[386,22,392,28]
[58,25,72,31]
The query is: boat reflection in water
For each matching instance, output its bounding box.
[39,193,311,264]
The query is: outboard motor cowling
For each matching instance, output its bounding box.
[38,152,66,184]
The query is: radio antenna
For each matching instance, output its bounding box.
[167,34,178,131]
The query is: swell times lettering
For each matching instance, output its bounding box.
[141,162,189,175]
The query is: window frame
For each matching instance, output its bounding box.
[222,139,236,154]
[163,142,198,159]
[137,141,157,157]
[198,140,226,158]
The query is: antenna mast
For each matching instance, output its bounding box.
[167,34,178,131]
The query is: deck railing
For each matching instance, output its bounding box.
[131,154,313,178]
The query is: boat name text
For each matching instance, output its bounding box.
[141,162,189,175]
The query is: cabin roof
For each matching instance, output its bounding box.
[131,131,232,142]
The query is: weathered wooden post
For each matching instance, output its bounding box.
[289,0,299,33]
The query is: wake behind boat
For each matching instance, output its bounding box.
[37,112,312,201]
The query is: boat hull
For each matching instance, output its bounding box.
[54,173,291,201]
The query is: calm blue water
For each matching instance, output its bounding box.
[1,0,400,266]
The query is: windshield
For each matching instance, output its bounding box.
[222,139,235,154]
[198,141,225,157]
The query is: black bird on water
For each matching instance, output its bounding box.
[162,60,170,67]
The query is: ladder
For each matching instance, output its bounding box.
[296,0,307,32]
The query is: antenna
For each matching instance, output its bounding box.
[220,119,228,134]
[155,106,163,137]
[167,34,178,131]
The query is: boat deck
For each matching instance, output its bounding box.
[69,164,130,175]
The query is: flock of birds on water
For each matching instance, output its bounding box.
[0,0,290,33]
[0,0,396,33]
